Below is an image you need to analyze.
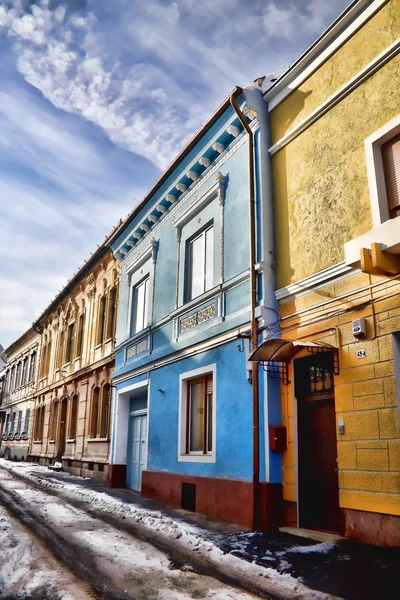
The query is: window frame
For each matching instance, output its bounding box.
[187,223,214,302]
[178,363,216,463]
[132,276,149,335]
[364,114,400,228]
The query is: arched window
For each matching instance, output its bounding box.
[28,352,36,382]
[90,387,100,438]
[48,401,59,440]
[69,394,78,439]
[100,384,111,438]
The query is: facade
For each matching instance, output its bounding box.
[109,86,282,528]
[29,244,119,480]
[257,0,400,545]
[0,329,40,460]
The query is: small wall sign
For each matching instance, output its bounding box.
[357,349,366,359]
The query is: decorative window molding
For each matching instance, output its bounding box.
[364,114,400,227]
[178,363,216,463]
[174,173,226,309]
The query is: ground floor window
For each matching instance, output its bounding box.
[179,364,216,462]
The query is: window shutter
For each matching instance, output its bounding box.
[382,133,400,211]
[206,375,213,395]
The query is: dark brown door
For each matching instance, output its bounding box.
[298,397,340,532]
[57,398,68,460]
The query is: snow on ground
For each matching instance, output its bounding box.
[288,543,336,555]
[0,460,335,599]
[0,504,90,599]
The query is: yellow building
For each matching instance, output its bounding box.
[260,0,400,545]
[30,241,119,480]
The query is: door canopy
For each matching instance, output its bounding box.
[248,338,337,363]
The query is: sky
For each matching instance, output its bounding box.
[0,0,351,348]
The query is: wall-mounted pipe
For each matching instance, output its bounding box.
[229,89,260,529]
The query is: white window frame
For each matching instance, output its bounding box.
[178,363,216,463]
[188,224,214,301]
[132,276,149,335]
[365,114,400,228]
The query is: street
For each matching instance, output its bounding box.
[0,465,263,600]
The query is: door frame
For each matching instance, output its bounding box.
[293,351,339,530]
[127,408,148,491]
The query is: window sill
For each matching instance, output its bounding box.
[48,439,55,444]
[32,440,42,444]
[344,215,400,266]
[66,439,76,443]
[178,453,216,463]
[87,437,108,442]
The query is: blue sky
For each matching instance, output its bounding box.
[0,0,350,348]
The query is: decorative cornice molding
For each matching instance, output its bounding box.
[275,262,359,302]
[269,38,400,155]
[173,172,227,231]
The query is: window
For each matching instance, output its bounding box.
[17,411,22,434]
[66,323,75,363]
[11,412,16,433]
[24,409,31,435]
[133,278,149,334]
[49,401,58,440]
[28,352,36,382]
[188,225,214,301]
[382,133,400,219]
[69,394,78,439]
[15,362,21,388]
[106,287,117,341]
[76,314,85,357]
[5,414,10,433]
[21,357,28,386]
[98,296,107,344]
[90,387,100,438]
[57,331,65,369]
[179,364,216,462]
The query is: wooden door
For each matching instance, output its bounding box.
[127,414,147,491]
[298,397,340,532]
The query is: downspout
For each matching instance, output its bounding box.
[229,89,260,529]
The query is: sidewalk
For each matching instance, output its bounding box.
[3,461,400,600]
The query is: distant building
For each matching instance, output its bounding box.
[29,240,119,480]
[1,330,40,460]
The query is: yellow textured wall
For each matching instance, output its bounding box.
[273,55,400,289]
[281,273,400,518]
[271,0,400,144]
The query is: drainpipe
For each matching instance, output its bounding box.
[229,88,260,530]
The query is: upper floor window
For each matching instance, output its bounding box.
[28,352,36,383]
[97,296,107,345]
[76,313,85,357]
[188,225,214,301]
[15,362,21,388]
[382,133,400,219]
[133,277,149,334]
[21,356,28,386]
[66,322,75,364]
[106,287,118,341]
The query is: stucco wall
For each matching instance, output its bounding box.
[272,54,400,288]
[271,0,400,144]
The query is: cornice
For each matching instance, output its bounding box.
[276,262,360,302]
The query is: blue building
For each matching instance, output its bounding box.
[109,82,282,528]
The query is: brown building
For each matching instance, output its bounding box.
[29,242,119,480]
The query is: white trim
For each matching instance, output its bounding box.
[117,380,148,395]
[275,262,358,302]
[265,0,389,110]
[344,215,400,265]
[269,39,400,155]
[173,176,224,230]
[364,114,400,227]
[177,363,216,464]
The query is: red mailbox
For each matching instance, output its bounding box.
[269,425,287,452]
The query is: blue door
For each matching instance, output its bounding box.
[127,413,147,491]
